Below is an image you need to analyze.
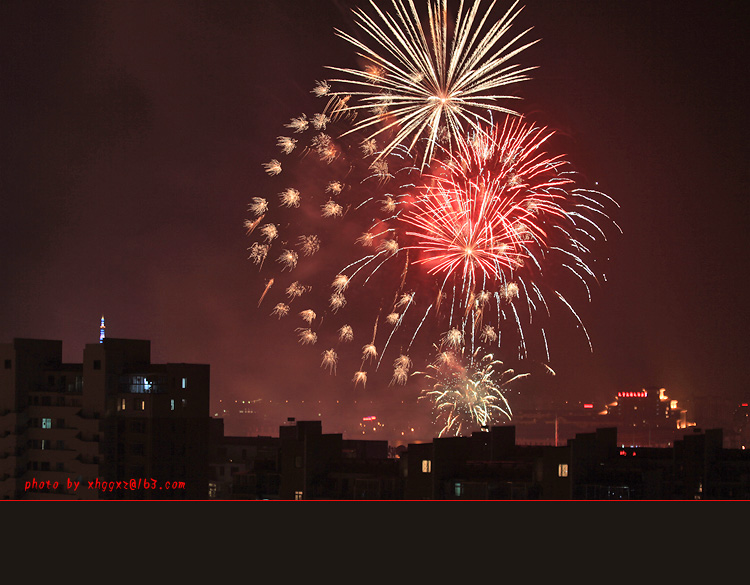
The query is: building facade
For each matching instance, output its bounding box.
[0,337,210,499]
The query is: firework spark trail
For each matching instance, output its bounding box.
[258,278,274,307]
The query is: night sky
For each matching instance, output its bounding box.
[2,0,748,439]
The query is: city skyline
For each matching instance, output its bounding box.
[2,0,748,440]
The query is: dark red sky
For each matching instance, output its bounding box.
[2,0,748,437]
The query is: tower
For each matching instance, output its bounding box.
[99,315,105,343]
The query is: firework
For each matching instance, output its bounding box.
[277,136,298,154]
[298,234,321,256]
[262,160,282,175]
[322,114,619,372]
[321,200,344,218]
[297,328,318,345]
[247,242,269,266]
[285,115,309,133]
[329,292,347,312]
[321,349,339,373]
[279,187,301,208]
[326,0,539,168]
[248,197,268,217]
[259,223,278,243]
[277,249,299,271]
[353,370,368,388]
[418,346,528,436]
[271,303,290,318]
[390,354,413,386]
[339,325,355,343]
[245,1,619,408]
[399,116,574,294]
[299,309,317,324]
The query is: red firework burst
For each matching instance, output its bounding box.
[400,115,574,292]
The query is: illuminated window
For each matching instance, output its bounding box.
[558,464,569,478]
[170,399,175,411]
[208,482,217,499]
[421,459,432,473]
[120,398,126,411]
[137,399,145,411]
[454,482,462,497]
[41,418,52,429]
[182,377,187,389]
[294,491,303,500]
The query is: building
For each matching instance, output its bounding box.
[0,337,210,499]
[402,424,750,500]
[208,418,281,499]
[404,426,570,500]
[277,419,403,500]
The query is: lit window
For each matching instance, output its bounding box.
[558,463,569,477]
[454,482,462,497]
[182,377,187,389]
[170,399,175,411]
[294,491,303,500]
[422,459,432,473]
[120,398,126,411]
[41,418,52,429]
[138,399,145,411]
[208,482,217,499]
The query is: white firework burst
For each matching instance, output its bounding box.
[329,292,347,312]
[362,343,378,361]
[298,234,321,256]
[311,113,330,130]
[326,181,344,196]
[285,114,309,133]
[311,80,331,97]
[297,328,318,345]
[332,274,350,293]
[271,303,290,318]
[299,309,317,324]
[339,325,354,342]
[276,136,298,154]
[277,249,299,271]
[321,349,338,374]
[278,187,301,208]
[353,370,368,388]
[259,223,278,243]
[248,197,268,217]
[327,0,538,168]
[321,200,344,218]
[248,242,269,266]
[286,281,308,299]
[262,160,282,175]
